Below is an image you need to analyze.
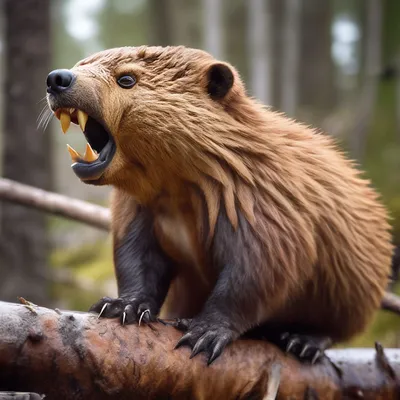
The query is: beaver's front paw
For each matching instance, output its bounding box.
[89,296,157,325]
[174,317,237,365]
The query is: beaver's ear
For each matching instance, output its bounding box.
[206,63,234,100]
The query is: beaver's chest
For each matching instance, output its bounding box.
[152,196,205,269]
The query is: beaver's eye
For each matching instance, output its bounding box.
[117,75,136,89]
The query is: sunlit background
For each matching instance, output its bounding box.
[0,0,399,349]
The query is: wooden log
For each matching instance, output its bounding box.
[0,301,399,399]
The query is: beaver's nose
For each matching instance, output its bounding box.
[46,69,75,94]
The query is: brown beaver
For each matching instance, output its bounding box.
[46,46,393,365]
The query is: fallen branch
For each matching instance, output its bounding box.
[0,178,110,230]
[381,291,400,314]
[0,301,399,399]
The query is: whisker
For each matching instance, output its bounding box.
[37,106,54,132]
[44,113,54,131]
[37,105,47,121]
[37,106,48,126]
[43,113,54,132]
[37,95,48,104]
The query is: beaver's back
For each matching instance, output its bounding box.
[249,119,393,340]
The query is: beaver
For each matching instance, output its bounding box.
[46,46,393,365]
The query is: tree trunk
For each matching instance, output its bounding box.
[1,300,400,399]
[147,0,173,46]
[247,0,272,105]
[298,0,336,123]
[163,0,202,49]
[203,0,223,59]
[225,0,249,86]
[280,0,301,116]
[0,0,51,304]
[396,51,400,140]
[349,0,382,160]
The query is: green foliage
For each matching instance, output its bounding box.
[50,237,114,310]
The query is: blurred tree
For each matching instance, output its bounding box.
[349,0,382,160]
[397,54,400,139]
[97,1,147,48]
[0,0,52,304]
[225,0,249,85]
[270,0,284,108]
[148,0,173,46]
[168,0,202,48]
[203,0,223,58]
[363,0,400,240]
[0,3,4,164]
[247,0,272,104]
[280,0,301,116]
[52,0,86,69]
[298,0,336,122]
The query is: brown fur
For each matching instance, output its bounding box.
[70,46,392,343]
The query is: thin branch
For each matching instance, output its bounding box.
[0,301,400,399]
[0,178,110,230]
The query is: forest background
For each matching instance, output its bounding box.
[0,0,399,349]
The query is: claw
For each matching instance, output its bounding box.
[175,333,192,349]
[98,303,108,319]
[300,344,310,358]
[190,336,209,359]
[280,332,289,341]
[286,338,299,353]
[208,341,224,365]
[311,350,321,364]
[138,309,150,326]
[122,311,126,326]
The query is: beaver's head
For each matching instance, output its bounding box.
[46,46,253,195]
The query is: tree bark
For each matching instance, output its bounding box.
[1,0,51,304]
[0,301,399,400]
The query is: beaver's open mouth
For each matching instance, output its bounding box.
[54,108,116,181]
